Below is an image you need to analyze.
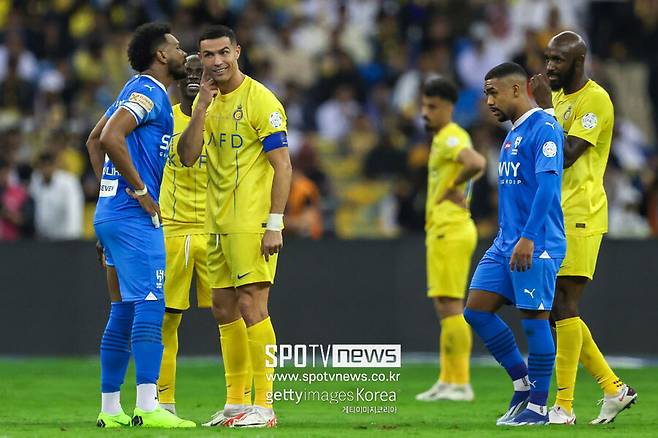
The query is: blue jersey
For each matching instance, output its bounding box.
[491,108,566,258]
[94,75,173,224]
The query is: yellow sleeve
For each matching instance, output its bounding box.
[439,131,471,161]
[568,91,612,146]
[249,88,287,140]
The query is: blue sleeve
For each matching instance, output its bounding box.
[117,79,162,126]
[521,171,560,241]
[262,131,288,152]
[534,118,563,174]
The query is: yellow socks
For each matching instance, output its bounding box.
[219,318,251,405]
[158,311,182,404]
[580,319,623,396]
[247,317,276,408]
[439,314,472,384]
[555,317,582,413]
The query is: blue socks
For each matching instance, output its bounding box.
[522,319,555,407]
[464,308,530,407]
[100,301,134,393]
[132,299,165,385]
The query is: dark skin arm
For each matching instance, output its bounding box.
[86,115,109,180]
[530,73,592,168]
[99,108,161,224]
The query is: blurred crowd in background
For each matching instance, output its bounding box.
[0,0,657,241]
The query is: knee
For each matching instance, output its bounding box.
[211,296,240,324]
[238,294,267,325]
[551,292,579,321]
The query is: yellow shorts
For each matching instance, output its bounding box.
[426,221,477,298]
[558,234,603,280]
[207,233,278,289]
[164,234,211,310]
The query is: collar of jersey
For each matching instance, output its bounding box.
[512,107,541,129]
[218,75,249,100]
[139,74,167,93]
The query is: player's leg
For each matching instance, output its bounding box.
[417,226,475,402]
[95,225,132,427]
[230,233,278,428]
[97,262,133,428]
[464,253,530,424]
[504,257,560,426]
[204,234,251,427]
[103,221,194,428]
[553,234,635,424]
[158,234,195,414]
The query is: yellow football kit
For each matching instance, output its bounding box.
[552,80,624,414]
[553,80,613,279]
[199,75,287,289]
[160,103,211,309]
[425,122,477,298]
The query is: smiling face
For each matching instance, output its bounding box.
[179,55,202,100]
[199,36,241,85]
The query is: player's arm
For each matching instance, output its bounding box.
[510,170,561,272]
[179,78,217,166]
[262,142,292,261]
[563,136,592,168]
[99,108,161,225]
[86,115,108,180]
[438,147,486,206]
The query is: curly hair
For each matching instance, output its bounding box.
[127,22,171,72]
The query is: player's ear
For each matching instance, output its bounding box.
[155,47,167,64]
[235,44,241,60]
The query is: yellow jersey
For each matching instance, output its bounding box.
[425,122,474,233]
[552,80,613,236]
[160,103,208,236]
[200,75,287,234]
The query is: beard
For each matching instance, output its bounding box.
[550,61,577,91]
[170,62,187,80]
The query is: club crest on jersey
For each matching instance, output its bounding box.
[504,141,511,149]
[233,105,243,121]
[512,136,522,155]
[563,105,572,121]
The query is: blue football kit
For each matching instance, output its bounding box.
[470,108,566,310]
[94,74,173,302]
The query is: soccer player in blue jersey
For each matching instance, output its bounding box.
[86,22,195,428]
[463,62,566,426]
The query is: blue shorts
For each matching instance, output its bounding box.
[469,251,562,311]
[95,216,165,302]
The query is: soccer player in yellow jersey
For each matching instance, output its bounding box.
[178,25,291,429]
[156,54,213,415]
[415,76,485,403]
[531,31,637,425]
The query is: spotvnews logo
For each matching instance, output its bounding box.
[265,344,401,368]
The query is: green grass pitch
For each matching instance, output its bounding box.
[0,358,655,437]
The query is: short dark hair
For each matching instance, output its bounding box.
[423,75,458,103]
[484,62,528,81]
[127,22,171,72]
[198,25,237,46]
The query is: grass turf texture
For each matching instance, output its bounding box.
[0,359,655,437]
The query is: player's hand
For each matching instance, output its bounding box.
[529,74,553,109]
[438,186,466,208]
[510,237,534,272]
[261,230,283,262]
[197,71,218,110]
[95,240,106,268]
[125,188,162,228]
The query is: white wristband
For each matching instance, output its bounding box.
[266,213,284,231]
[543,108,555,116]
[134,185,148,196]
